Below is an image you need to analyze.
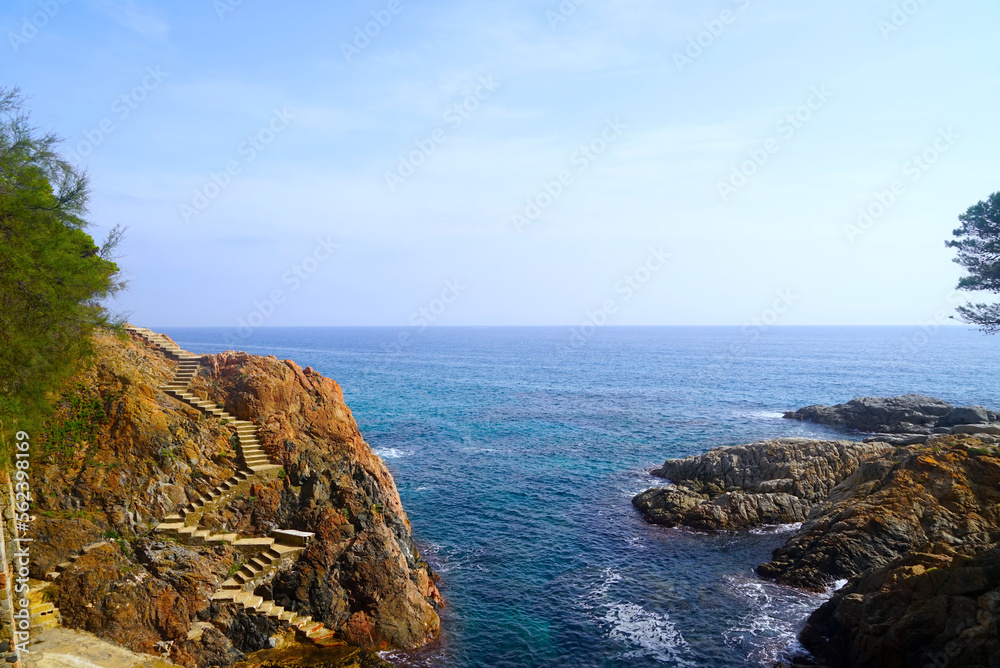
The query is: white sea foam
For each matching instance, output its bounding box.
[748,522,803,535]
[581,569,695,665]
[375,447,410,459]
[602,603,696,665]
[722,576,829,665]
[732,410,787,421]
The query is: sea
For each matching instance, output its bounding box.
[161,326,1000,668]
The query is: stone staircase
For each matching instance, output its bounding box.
[28,581,60,631]
[125,326,342,649]
[45,541,109,581]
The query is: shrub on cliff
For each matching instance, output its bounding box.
[948,191,1000,333]
[0,87,125,459]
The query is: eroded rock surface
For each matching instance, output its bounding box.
[29,330,441,666]
[636,432,1000,667]
[783,394,1000,435]
[632,439,892,530]
[799,543,1000,668]
[758,437,1000,591]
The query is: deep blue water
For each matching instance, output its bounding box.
[160,326,1000,668]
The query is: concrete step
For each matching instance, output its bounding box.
[307,627,335,640]
[205,533,238,545]
[250,557,271,570]
[248,464,283,473]
[211,590,237,601]
[234,538,274,549]
[33,617,60,631]
[155,522,185,532]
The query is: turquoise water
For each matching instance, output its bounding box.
[163,326,1000,667]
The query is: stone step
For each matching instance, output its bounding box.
[314,636,346,648]
[299,621,323,634]
[279,611,297,622]
[248,464,283,473]
[33,617,60,631]
[307,627,336,641]
[205,533,238,545]
[211,590,237,601]
[250,556,271,570]
[234,538,274,549]
[30,602,56,615]
[221,578,242,591]
[155,522,185,532]
[266,605,285,619]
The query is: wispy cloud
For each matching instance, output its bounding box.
[87,0,168,38]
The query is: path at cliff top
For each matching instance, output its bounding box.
[26,329,440,667]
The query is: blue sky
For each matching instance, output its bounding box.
[4,0,998,327]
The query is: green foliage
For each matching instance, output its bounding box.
[226,559,245,579]
[969,446,994,456]
[40,383,118,461]
[947,191,1000,332]
[0,87,126,461]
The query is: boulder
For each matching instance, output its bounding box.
[938,405,1000,427]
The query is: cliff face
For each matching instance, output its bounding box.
[191,352,442,648]
[27,330,440,666]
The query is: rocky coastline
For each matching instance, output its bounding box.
[634,395,1000,668]
[9,329,442,667]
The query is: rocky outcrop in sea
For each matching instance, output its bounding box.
[783,393,1000,438]
[634,397,1000,668]
[631,439,892,530]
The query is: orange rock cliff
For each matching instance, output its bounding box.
[22,328,442,667]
